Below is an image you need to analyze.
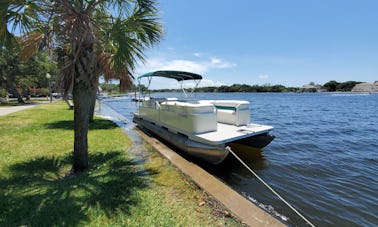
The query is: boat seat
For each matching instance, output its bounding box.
[139,97,178,123]
[160,101,215,114]
[160,101,217,134]
[198,100,250,126]
[142,97,178,108]
[213,100,250,126]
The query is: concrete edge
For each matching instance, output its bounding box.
[136,127,285,227]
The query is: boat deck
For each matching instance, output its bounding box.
[190,123,273,145]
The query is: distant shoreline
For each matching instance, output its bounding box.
[148,90,377,94]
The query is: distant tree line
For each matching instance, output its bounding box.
[147,80,363,93]
[196,84,298,92]
[151,84,299,93]
[322,80,362,92]
[99,83,148,94]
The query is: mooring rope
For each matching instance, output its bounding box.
[225,146,316,227]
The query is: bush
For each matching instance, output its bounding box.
[39,88,50,97]
[0,88,8,98]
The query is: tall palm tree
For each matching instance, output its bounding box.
[1,0,162,172]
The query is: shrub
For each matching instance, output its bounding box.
[0,88,8,98]
[39,88,50,97]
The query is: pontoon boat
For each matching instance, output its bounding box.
[133,71,274,164]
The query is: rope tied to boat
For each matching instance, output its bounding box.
[225,146,316,227]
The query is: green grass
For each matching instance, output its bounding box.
[0,102,241,226]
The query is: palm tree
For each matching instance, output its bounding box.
[1,0,162,172]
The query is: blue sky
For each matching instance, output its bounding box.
[136,0,378,88]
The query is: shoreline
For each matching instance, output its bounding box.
[96,101,284,226]
[0,101,242,226]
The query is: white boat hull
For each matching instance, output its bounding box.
[133,114,274,164]
[133,115,228,164]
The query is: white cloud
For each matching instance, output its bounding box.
[140,59,208,74]
[258,74,269,80]
[137,56,236,76]
[211,58,222,64]
[210,58,237,68]
[198,79,227,87]
[194,52,201,57]
[135,56,234,89]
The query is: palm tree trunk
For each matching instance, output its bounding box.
[72,81,91,171]
[71,30,96,172]
[89,80,98,122]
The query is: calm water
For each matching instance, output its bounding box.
[101,92,378,226]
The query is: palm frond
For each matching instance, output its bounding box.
[18,29,53,60]
[96,51,114,81]
[19,31,44,59]
[0,0,50,48]
[91,1,162,91]
[96,50,133,91]
[96,4,162,71]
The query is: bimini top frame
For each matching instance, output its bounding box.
[137,70,203,98]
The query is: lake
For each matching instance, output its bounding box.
[100,92,378,226]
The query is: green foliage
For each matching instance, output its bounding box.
[323,80,362,92]
[154,83,296,93]
[99,83,148,94]
[38,88,49,96]
[0,88,7,97]
[0,47,58,98]
[323,80,339,92]
[336,81,362,91]
[153,80,364,93]
[99,83,119,93]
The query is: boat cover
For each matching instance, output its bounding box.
[138,70,202,81]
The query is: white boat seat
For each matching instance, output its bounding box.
[160,101,217,134]
[214,100,250,126]
[201,100,250,126]
[160,101,215,114]
[139,97,178,122]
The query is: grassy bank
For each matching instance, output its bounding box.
[0,102,241,226]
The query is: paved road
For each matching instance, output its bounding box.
[0,104,38,116]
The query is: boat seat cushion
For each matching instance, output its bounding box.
[212,100,250,126]
[160,101,215,114]
[142,97,178,108]
[212,100,249,110]
[160,101,217,134]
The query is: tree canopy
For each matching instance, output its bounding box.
[0,46,57,101]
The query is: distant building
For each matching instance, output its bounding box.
[351,82,378,93]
